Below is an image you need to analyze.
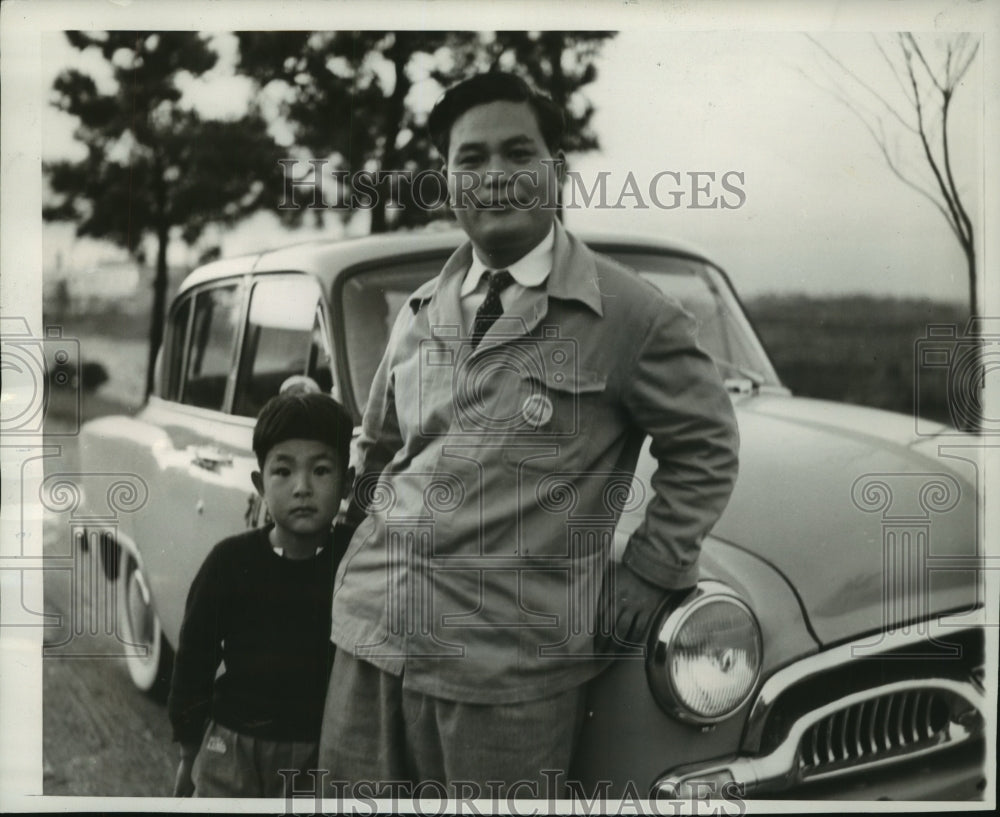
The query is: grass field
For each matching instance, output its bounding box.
[42,293,970,429]
[747,295,969,427]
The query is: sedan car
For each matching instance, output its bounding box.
[74,229,987,801]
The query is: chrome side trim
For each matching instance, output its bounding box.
[742,611,983,752]
[654,677,983,797]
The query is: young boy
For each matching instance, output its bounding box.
[168,390,354,797]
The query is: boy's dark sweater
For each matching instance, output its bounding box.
[167,525,345,745]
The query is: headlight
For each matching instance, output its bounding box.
[647,581,762,724]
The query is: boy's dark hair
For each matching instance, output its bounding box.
[252,391,353,474]
[428,71,565,159]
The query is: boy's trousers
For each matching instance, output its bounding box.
[317,649,586,798]
[192,720,319,798]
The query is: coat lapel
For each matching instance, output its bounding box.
[430,223,605,353]
[426,242,472,337]
[475,287,549,351]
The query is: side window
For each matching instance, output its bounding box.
[233,275,328,418]
[162,295,192,400]
[182,284,242,411]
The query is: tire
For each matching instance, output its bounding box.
[117,550,174,701]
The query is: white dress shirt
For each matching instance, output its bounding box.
[459,225,555,332]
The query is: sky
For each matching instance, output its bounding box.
[570,30,981,302]
[28,5,997,307]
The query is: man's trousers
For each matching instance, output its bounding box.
[317,649,586,798]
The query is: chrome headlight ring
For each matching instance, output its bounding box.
[646,580,763,725]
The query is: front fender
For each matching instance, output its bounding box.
[75,413,175,617]
[571,537,818,794]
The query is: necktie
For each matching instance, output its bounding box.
[470,269,514,348]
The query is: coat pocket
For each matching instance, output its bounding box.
[501,368,607,473]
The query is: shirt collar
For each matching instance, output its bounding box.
[460,225,555,296]
[409,220,603,317]
[273,545,324,558]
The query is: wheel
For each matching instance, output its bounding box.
[117,550,174,701]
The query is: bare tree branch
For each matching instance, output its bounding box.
[872,34,913,107]
[940,88,974,249]
[805,33,980,315]
[805,34,917,135]
[900,38,966,238]
[953,38,981,86]
[861,108,959,237]
[904,33,946,95]
[796,62,955,232]
[807,65,897,143]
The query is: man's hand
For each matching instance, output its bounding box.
[172,746,198,797]
[594,563,693,654]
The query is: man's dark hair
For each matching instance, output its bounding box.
[252,391,353,474]
[428,71,565,159]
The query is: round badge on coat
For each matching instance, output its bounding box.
[521,393,554,428]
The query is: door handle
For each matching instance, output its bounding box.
[190,445,233,470]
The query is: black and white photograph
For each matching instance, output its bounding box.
[1,0,997,812]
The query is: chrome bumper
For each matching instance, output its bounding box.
[654,615,986,798]
[653,677,983,797]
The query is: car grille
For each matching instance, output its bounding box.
[798,687,957,776]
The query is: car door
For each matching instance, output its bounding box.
[138,272,333,645]
[135,277,250,644]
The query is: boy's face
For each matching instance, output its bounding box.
[252,439,343,545]
[445,99,563,266]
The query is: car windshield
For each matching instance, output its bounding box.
[338,248,780,416]
[608,250,780,389]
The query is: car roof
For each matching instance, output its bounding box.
[177,227,715,294]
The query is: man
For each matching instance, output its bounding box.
[319,72,739,796]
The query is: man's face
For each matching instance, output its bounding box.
[445,100,563,264]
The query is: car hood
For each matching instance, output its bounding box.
[635,394,981,647]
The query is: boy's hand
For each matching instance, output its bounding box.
[172,746,198,797]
